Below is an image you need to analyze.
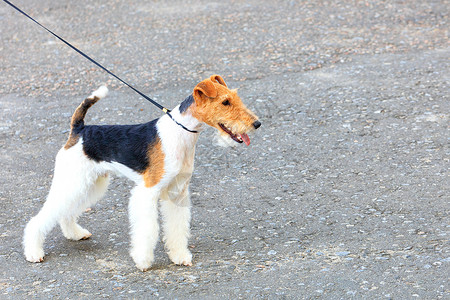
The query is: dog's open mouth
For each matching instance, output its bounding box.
[218,123,250,146]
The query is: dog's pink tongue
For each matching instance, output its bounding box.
[240,133,250,146]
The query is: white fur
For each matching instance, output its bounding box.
[23,106,202,270]
[215,132,237,147]
[89,85,108,99]
[101,161,142,182]
[160,195,192,265]
[24,141,107,262]
[128,183,160,271]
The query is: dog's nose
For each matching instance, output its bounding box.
[253,120,261,129]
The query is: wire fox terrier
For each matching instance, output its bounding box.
[23,75,261,271]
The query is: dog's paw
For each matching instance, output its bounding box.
[79,231,92,240]
[25,249,45,263]
[62,226,92,241]
[134,259,153,272]
[131,250,154,272]
[136,265,151,272]
[168,249,193,266]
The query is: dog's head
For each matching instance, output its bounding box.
[191,75,260,146]
[192,75,261,145]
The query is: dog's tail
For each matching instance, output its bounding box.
[70,86,108,130]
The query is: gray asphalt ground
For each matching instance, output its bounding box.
[1,0,449,298]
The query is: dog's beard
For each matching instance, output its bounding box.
[214,131,237,148]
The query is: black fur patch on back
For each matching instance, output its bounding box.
[179,94,194,113]
[76,119,159,173]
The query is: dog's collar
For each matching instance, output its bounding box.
[164,95,198,133]
[165,111,199,134]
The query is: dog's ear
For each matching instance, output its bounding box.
[210,75,227,87]
[194,78,217,99]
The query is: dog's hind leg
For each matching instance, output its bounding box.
[23,189,61,262]
[59,174,109,240]
[23,145,99,262]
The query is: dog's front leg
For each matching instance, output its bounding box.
[128,183,160,271]
[160,172,193,266]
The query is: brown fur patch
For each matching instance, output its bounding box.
[64,133,79,149]
[210,75,227,87]
[194,80,217,98]
[64,96,100,150]
[143,138,165,188]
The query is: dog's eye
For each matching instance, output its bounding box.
[222,100,231,106]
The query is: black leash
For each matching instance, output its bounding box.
[3,0,198,133]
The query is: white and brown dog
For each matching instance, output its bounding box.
[23,75,261,271]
